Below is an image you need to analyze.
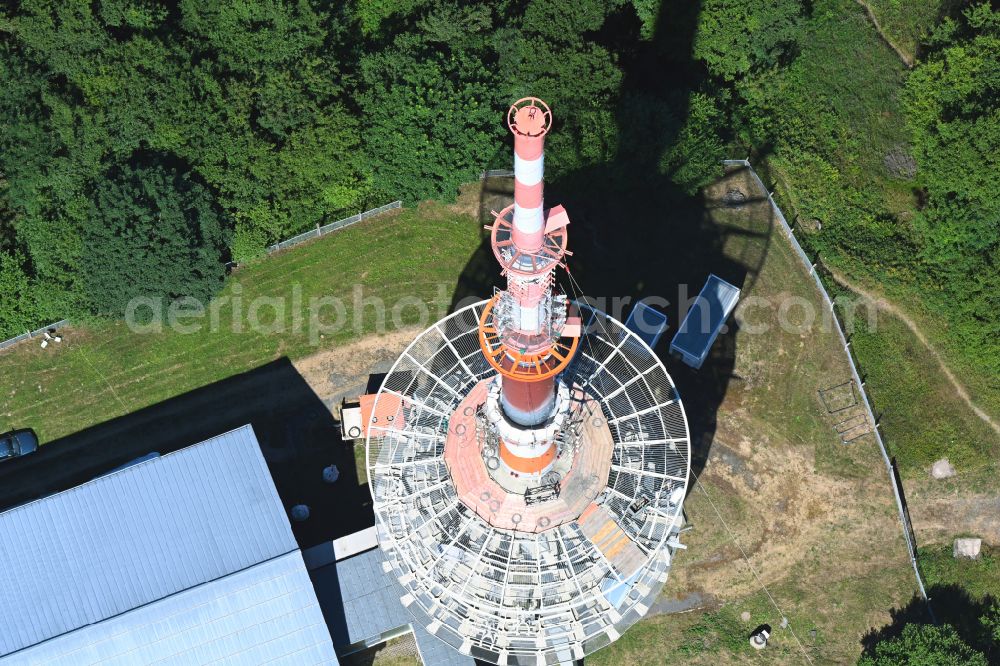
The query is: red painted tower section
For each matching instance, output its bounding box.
[478,98,580,476]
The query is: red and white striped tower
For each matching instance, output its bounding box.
[479,98,580,477]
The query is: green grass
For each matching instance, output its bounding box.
[864,0,948,60]
[793,0,910,180]
[0,205,481,442]
[842,266,1000,422]
[762,0,999,479]
[587,605,771,666]
[845,298,999,477]
[920,544,1000,602]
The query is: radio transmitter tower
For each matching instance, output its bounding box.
[366,98,691,665]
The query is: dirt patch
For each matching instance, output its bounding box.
[676,409,905,597]
[294,327,421,411]
[907,478,1000,546]
[448,175,514,225]
[339,632,421,666]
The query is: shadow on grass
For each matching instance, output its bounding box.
[861,584,999,664]
[0,357,371,549]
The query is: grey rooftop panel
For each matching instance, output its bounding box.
[412,623,476,666]
[311,547,411,647]
[8,551,338,665]
[670,273,741,369]
[0,425,297,658]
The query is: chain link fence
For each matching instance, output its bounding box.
[723,158,932,609]
[0,319,71,352]
[480,169,514,179]
[266,201,402,254]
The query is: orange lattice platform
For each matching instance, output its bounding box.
[443,380,614,532]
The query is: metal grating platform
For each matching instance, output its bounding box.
[366,302,690,665]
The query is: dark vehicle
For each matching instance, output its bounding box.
[0,429,39,462]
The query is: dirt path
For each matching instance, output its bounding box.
[826,266,1000,438]
[854,0,914,68]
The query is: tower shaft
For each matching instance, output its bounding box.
[478,97,579,476]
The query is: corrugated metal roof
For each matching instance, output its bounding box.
[11,552,337,665]
[311,545,474,665]
[411,623,476,666]
[0,425,335,664]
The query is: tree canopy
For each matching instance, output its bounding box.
[903,3,1000,371]
[0,0,996,397]
[80,162,227,316]
[860,623,988,666]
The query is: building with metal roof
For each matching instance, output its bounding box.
[0,425,338,665]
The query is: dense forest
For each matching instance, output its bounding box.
[0,0,997,383]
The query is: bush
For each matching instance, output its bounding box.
[859,623,987,665]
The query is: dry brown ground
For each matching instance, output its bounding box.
[293,327,420,411]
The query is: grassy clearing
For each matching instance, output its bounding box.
[797,0,911,180]
[920,544,1000,601]
[0,204,481,442]
[831,263,1000,422]
[845,298,999,479]
[863,0,948,60]
[765,0,999,473]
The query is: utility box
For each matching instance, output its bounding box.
[340,379,407,441]
[670,274,740,369]
[340,399,364,440]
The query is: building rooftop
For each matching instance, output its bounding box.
[0,425,338,665]
[310,545,474,665]
[670,273,741,369]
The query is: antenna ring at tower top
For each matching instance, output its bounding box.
[508,97,552,137]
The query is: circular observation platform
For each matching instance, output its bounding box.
[366,302,691,666]
[444,379,614,532]
[489,205,568,277]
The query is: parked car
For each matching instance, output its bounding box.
[0,429,39,462]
